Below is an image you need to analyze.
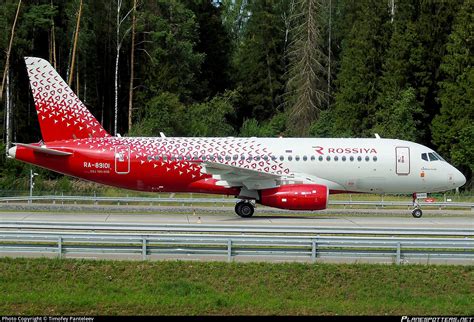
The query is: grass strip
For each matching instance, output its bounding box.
[0,257,472,315]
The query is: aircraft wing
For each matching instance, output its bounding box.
[200,161,281,190]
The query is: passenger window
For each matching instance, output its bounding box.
[280,156,284,161]
[373,156,377,162]
[357,156,362,162]
[350,156,354,162]
[170,156,176,161]
[303,156,307,161]
[342,156,346,162]
[186,155,191,161]
[421,153,428,161]
[271,155,277,161]
[295,155,300,161]
[178,156,183,161]
[428,152,439,161]
[334,156,339,161]
[365,156,370,162]
[311,156,315,161]
[225,155,231,161]
[319,156,323,161]
[288,156,293,161]
[326,156,331,161]
[233,155,238,161]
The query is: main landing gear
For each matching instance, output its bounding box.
[411,193,423,218]
[235,200,255,218]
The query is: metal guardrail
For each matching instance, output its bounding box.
[0,230,472,264]
[0,221,472,237]
[0,195,472,209]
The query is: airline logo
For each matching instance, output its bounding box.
[313,146,378,155]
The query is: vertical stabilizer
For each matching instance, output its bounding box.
[25,57,110,142]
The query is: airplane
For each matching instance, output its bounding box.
[7,57,467,218]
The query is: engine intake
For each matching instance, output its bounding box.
[259,184,328,211]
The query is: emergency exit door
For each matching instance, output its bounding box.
[396,147,410,175]
[114,145,130,174]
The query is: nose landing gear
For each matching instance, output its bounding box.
[411,193,423,218]
[235,200,255,218]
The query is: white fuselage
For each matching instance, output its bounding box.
[234,137,465,194]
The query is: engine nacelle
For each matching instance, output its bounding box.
[259,184,328,211]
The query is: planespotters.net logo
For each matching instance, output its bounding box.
[313,146,378,155]
[401,317,473,322]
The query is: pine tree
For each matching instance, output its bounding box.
[331,0,391,137]
[376,1,462,145]
[432,0,473,184]
[233,0,287,123]
[284,0,327,136]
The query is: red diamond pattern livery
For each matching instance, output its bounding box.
[25,57,110,142]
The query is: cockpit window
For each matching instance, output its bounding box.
[421,153,428,161]
[434,152,446,162]
[428,152,439,161]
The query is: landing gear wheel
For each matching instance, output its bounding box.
[235,201,254,218]
[412,208,423,218]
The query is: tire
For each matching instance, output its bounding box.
[412,208,422,218]
[234,202,242,215]
[236,202,254,218]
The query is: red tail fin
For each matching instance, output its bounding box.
[25,57,110,142]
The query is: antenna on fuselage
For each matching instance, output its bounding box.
[374,133,381,139]
[160,132,166,138]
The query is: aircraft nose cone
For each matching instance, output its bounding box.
[8,146,16,159]
[456,170,466,188]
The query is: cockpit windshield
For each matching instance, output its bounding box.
[421,152,446,162]
[428,152,439,161]
[434,152,446,162]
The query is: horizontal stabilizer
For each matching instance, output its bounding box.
[14,143,72,156]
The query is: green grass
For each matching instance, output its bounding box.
[0,258,472,315]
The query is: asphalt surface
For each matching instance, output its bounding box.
[0,204,472,229]
[0,204,472,264]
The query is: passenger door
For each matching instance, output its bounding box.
[395,147,410,175]
[114,145,130,174]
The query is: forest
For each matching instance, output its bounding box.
[0,0,472,191]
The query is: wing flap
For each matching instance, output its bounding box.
[201,161,281,189]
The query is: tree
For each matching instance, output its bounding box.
[331,0,391,138]
[184,0,233,100]
[184,91,236,137]
[376,1,462,145]
[432,0,474,186]
[128,0,137,133]
[284,0,327,136]
[134,0,203,106]
[233,0,287,124]
[373,87,423,141]
[0,0,21,102]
